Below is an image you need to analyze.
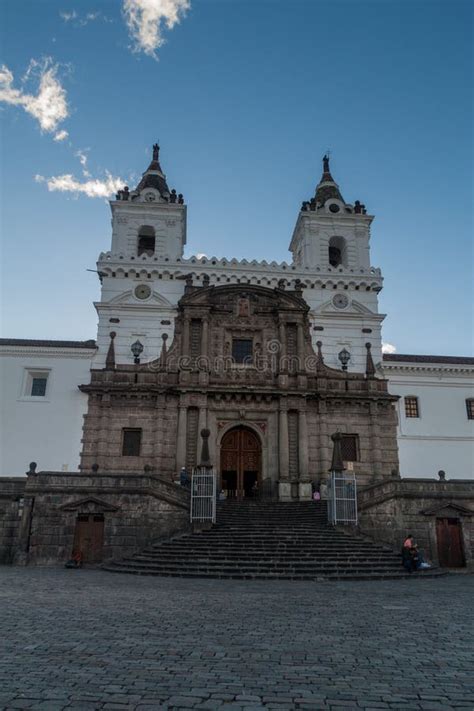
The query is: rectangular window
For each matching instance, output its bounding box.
[466,399,474,420]
[341,434,359,462]
[31,377,48,397]
[404,396,419,418]
[22,369,50,399]
[122,428,142,456]
[232,338,253,364]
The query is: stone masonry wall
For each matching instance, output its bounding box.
[0,478,26,563]
[358,478,474,568]
[16,472,190,566]
[80,394,179,477]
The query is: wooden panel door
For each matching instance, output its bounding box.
[436,518,465,568]
[73,514,105,564]
[221,428,261,499]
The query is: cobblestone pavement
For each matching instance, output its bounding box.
[0,569,473,711]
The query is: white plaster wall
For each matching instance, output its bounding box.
[93,264,383,370]
[385,368,474,480]
[0,348,94,476]
[110,201,186,259]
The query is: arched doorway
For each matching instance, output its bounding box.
[220,426,261,499]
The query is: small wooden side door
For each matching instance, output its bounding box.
[73,513,105,563]
[436,518,465,568]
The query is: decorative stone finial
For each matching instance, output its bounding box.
[106,331,116,370]
[152,143,159,161]
[316,340,325,368]
[365,342,375,377]
[438,470,446,481]
[323,154,330,173]
[199,428,212,468]
[330,432,345,473]
[160,332,168,368]
[27,462,37,476]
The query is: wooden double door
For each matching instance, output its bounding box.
[436,518,465,568]
[72,513,105,564]
[220,427,261,499]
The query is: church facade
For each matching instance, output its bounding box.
[79,148,400,499]
[0,147,473,569]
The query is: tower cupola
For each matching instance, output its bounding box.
[108,143,187,260]
[301,155,366,216]
[115,144,184,205]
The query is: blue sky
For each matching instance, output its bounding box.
[1,0,472,355]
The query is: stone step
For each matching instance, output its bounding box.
[103,564,445,581]
[136,550,400,562]
[102,500,416,581]
[120,561,402,572]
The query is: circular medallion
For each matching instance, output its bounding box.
[332,293,349,309]
[144,192,156,202]
[329,203,340,213]
[134,284,151,300]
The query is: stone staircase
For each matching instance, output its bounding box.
[103,500,443,580]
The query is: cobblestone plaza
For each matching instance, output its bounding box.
[0,570,473,710]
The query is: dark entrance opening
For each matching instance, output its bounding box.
[436,518,465,568]
[220,427,261,499]
[72,513,105,564]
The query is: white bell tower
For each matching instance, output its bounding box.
[94,145,186,368]
[289,156,385,371]
[109,143,186,261]
[290,155,372,271]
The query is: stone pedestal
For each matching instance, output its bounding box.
[278,481,292,501]
[298,482,312,500]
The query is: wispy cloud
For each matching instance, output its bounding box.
[35,172,125,199]
[382,342,397,354]
[123,0,190,59]
[54,129,69,141]
[75,149,91,177]
[0,58,69,135]
[60,10,112,26]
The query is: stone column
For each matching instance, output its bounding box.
[200,317,209,368]
[298,407,311,500]
[176,404,187,475]
[369,401,383,480]
[279,322,286,365]
[297,322,305,368]
[182,316,190,358]
[318,400,331,480]
[278,400,290,500]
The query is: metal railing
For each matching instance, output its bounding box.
[190,467,217,524]
[327,471,358,525]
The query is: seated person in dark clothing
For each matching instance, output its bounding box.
[401,534,417,573]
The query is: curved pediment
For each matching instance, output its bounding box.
[180,283,308,312]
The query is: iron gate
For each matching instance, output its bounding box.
[190,467,217,523]
[327,471,358,525]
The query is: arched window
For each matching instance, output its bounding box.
[328,236,347,268]
[137,225,155,256]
